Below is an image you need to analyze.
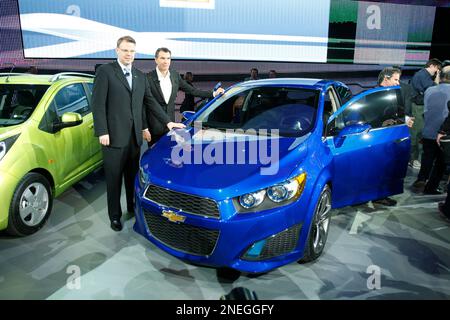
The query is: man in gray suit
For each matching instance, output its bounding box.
[146,47,224,145]
[92,36,185,232]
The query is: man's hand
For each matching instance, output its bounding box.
[167,122,186,130]
[437,133,446,146]
[405,116,414,128]
[142,129,152,142]
[99,134,110,146]
[213,87,225,97]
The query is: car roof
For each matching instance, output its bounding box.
[0,72,94,85]
[240,78,343,90]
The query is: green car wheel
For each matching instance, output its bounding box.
[7,173,53,236]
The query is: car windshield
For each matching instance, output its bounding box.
[0,84,50,127]
[193,86,319,137]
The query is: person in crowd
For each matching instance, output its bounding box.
[369,67,404,206]
[409,58,442,171]
[245,68,259,81]
[180,72,200,113]
[412,69,450,195]
[146,48,224,146]
[436,99,450,221]
[268,70,277,78]
[91,36,184,232]
[26,66,38,74]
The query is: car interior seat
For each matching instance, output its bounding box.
[11,90,35,119]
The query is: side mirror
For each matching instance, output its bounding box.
[181,111,195,121]
[334,123,371,148]
[338,122,371,136]
[52,112,83,133]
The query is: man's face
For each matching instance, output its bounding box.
[116,41,136,66]
[384,72,400,86]
[155,51,171,73]
[429,64,441,75]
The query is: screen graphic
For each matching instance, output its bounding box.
[18,0,331,62]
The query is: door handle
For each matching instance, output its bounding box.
[89,124,94,129]
[394,137,409,144]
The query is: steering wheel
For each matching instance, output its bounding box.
[11,106,33,119]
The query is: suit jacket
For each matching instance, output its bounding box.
[146,69,213,136]
[92,62,170,147]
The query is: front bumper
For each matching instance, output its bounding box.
[0,169,20,230]
[133,179,315,273]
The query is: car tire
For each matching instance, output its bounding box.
[300,184,332,263]
[7,173,53,236]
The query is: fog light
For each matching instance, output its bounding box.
[242,224,302,261]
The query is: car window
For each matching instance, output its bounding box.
[194,86,319,137]
[53,83,90,116]
[0,84,49,127]
[338,89,402,129]
[323,89,340,136]
[333,85,352,105]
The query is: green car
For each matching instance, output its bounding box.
[0,72,103,236]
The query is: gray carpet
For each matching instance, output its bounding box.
[0,167,449,300]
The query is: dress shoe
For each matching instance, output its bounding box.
[110,219,122,232]
[412,180,426,191]
[438,202,450,222]
[372,197,397,206]
[423,189,443,195]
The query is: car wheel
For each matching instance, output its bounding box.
[300,184,332,263]
[7,173,53,236]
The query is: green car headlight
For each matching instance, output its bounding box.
[0,134,20,161]
[236,173,307,213]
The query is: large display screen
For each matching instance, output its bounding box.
[18,0,436,66]
[18,0,331,62]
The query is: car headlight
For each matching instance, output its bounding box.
[267,177,302,203]
[0,134,20,161]
[239,190,265,209]
[235,173,306,212]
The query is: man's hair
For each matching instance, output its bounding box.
[425,58,442,68]
[441,70,450,83]
[155,47,171,58]
[251,68,259,73]
[117,36,136,48]
[377,67,401,85]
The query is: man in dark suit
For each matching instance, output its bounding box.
[146,47,224,145]
[92,36,185,232]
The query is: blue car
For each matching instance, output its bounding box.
[134,79,410,273]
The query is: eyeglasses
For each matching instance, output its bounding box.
[118,48,136,54]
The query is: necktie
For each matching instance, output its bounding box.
[124,68,132,88]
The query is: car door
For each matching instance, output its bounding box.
[325,86,410,208]
[48,82,96,184]
[84,82,102,160]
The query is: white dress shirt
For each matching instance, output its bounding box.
[156,67,172,105]
[117,59,132,88]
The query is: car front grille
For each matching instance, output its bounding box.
[144,184,220,218]
[143,210,219,256]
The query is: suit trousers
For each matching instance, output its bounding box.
[417,138,445,192]
[409,103,424,162]
[102,133,140,221]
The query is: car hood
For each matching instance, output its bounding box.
[141,128,310,199]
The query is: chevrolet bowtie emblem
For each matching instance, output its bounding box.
[162,210,186,223]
